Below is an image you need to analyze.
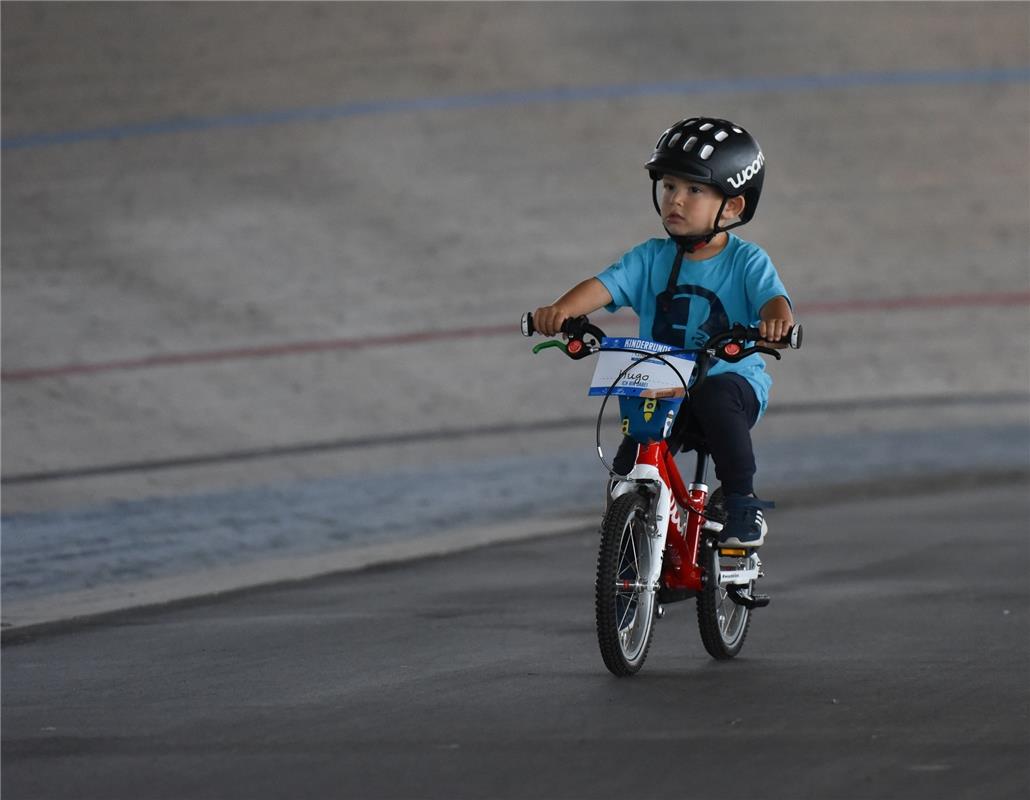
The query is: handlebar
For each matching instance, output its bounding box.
[521,311,802,363]
[704,323,803,361]
[521,311,606,340]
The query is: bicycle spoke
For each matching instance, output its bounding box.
[617,594,636,631]
[619,520,639,578]
[716,587,747,640]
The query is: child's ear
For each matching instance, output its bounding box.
[722,196,746,221]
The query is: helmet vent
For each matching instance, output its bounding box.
[682,135,698,152]
[699,144,715,160]
[699,122,714,131]
[714,130,729,142]
[732,127,743,133]
[668,132,682,147]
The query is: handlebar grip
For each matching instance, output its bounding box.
[522,312,605,341]
[742,323,803,349]
[521,311,583,338]
[560,316,583,337]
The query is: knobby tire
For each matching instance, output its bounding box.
[595,492,657,676]
[696,539,752,659]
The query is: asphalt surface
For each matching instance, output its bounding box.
[3,484,1028,800]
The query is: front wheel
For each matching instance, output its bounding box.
[595,492,659,676]
[696,539,752,659]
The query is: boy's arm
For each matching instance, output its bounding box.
[532,278,614,336]
[758,295,795,348]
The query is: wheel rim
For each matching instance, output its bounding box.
[715,583,750,646]
[614,509,654,662]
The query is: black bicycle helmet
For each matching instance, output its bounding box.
[646,117,765,249]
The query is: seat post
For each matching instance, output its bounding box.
[692,449,710,485]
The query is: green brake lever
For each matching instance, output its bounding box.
[532,340,568,355]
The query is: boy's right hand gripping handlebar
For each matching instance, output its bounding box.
[520,312,606,360]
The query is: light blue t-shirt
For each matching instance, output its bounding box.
[596,234,791,417]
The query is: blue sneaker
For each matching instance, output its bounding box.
[719,495,775,547]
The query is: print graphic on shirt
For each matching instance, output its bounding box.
[652,284,731,348]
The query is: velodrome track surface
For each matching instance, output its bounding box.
[2,3,1029,797]
[3,485,1028,799]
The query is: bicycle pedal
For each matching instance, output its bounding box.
[727,585,771,609]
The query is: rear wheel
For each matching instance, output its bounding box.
[595,492,658,676]
[696,540,752,659]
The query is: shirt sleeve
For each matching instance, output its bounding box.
[743,245,792,318]
[596,241,653,314]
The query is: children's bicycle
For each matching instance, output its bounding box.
[522,312,801,675]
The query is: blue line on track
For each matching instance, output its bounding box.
[4,67,1029,151]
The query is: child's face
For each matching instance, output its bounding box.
[657,174,732,237]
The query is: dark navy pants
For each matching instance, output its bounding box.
[612,373,761,496]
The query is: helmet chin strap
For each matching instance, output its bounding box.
[664,228,715,253]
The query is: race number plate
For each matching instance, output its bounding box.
[588,337,696,397]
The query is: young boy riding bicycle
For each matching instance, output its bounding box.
[532,117,794,548]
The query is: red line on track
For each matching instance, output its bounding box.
[801,290,1030,314]
[3,290,1028,382]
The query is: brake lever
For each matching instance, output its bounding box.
[754,345,782,360]
[530,334,596,360]
[531,340,568,356]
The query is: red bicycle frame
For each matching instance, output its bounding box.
[632,440,711,593]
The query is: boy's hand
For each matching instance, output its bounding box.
[758,318,792,348]
[532,305,571,337]
[758,296,794,349]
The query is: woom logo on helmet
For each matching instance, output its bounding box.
[726,151,765,190]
